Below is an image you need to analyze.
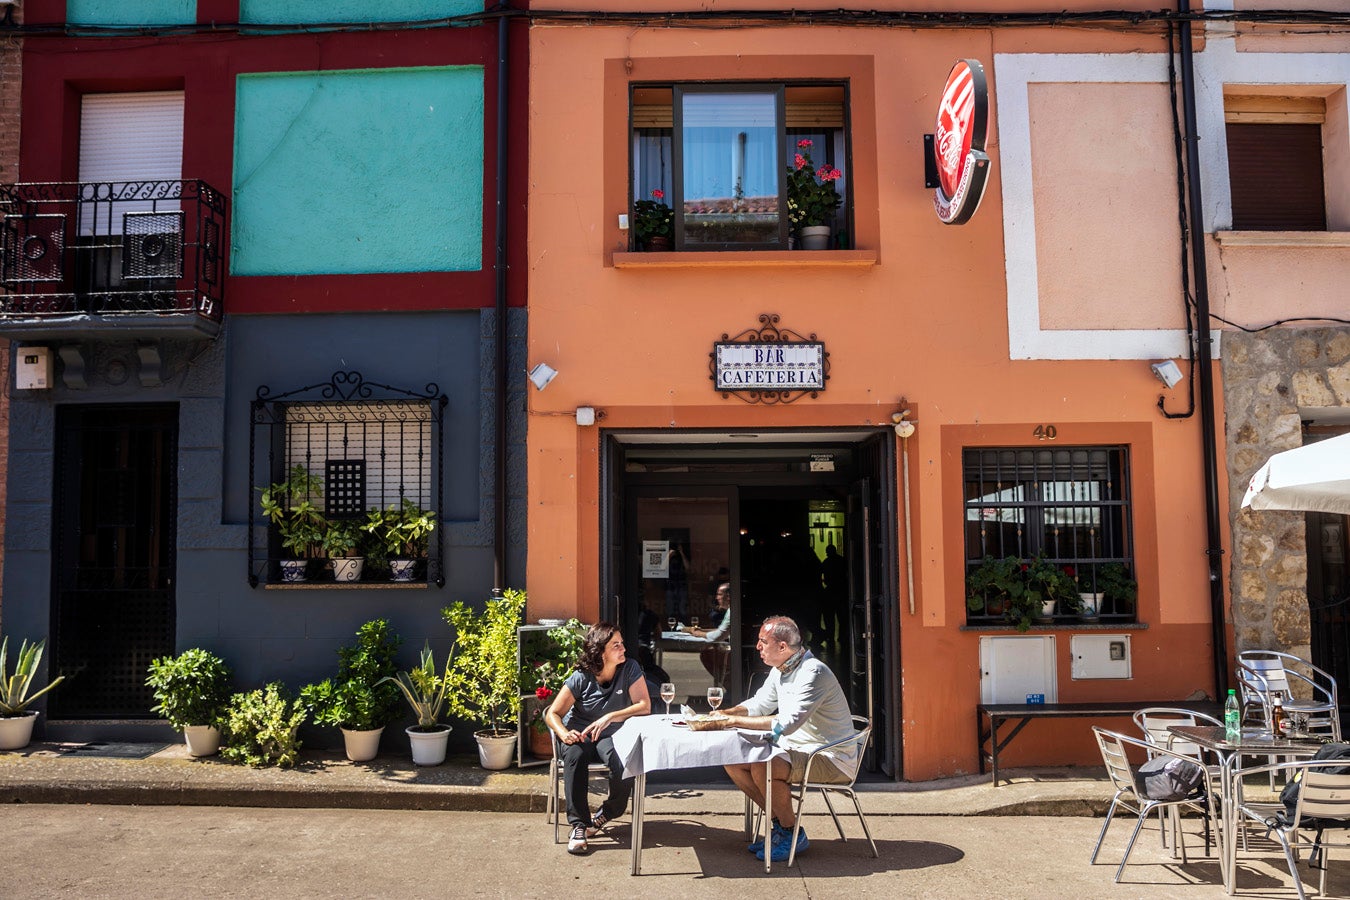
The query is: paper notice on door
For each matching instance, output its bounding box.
[642,540,670,579]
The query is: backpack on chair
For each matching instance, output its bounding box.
[1276,741,1350,869]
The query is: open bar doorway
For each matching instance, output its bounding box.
[602,429,900,777]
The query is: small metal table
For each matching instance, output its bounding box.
[1168,724,1326,894]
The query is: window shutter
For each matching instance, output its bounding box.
[78,91,184,235]
[1226,122,1326,231]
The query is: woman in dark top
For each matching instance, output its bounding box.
[544,622,651,855]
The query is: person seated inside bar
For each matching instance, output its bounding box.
[685,581,732,682]
[719,616,858,862]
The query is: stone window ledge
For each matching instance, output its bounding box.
[1215,231,1350,248]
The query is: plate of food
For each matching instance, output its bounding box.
[685,713,731,732]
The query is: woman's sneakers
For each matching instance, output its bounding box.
[586,809,610,837]
[756,821,809,862]
[567,824,589,855]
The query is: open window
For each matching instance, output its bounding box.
[631,81,851,251]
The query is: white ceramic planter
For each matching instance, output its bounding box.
[0,711,38,750]
[1079,592,1103,619]
[799,225,832,250]
[341,726,384,762]
[183,724,222,757]
[1038,599,1057,621]
[474,730,517,770]
[280,559,308,582]
[331,557,365,582]
[389,559,418,582]
[406,725,451,766]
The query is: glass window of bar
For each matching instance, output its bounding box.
[630,82,851,251]
[963,446,1135,623]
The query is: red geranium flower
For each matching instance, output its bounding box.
[535,686,554,701]
[651,189,664,200]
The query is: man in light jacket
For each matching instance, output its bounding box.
[721,615,858,862]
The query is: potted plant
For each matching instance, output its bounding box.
[444,588,527,769]
[1096,562,1139,616]
[0,636,65,750]
[519,619,585,759]
[219,682,307,768]
[323,517,368,583]
[145,648,233,757]
[299,619,403,762]
[258,464,327,582]
[966,555,1023,619]
[379,640,453,766]
[372,498,437,582]
[785,138,843,249]
[632,188,674,251]
[1022,555,1081,629]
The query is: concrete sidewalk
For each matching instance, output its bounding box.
[0,740,1112,816]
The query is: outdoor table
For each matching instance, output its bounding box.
[1168,724,1325,894]
[612,713,785,875]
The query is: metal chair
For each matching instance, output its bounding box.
[1234,758,1350,900]
[548,731,615,844]
[1237,651,1341,741]
[1090,727,1216,883]
[1132,707,1222,850]
[745,714,878,866]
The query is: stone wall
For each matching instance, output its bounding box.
[1223,327,1350,657]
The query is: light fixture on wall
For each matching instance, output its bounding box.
[1151,360,1183,390]
[528,362,558,391]
[576,406,596,426]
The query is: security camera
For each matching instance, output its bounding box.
[1151,360,1183,390]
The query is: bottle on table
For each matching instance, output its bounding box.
[1224,688,1241,740]
[1271,695,1285,737]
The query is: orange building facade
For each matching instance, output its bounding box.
[524,4,1349,781]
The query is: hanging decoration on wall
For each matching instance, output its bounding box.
[709,313,828,404]
[933,58,992,225]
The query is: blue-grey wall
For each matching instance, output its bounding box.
[3,307,528,749]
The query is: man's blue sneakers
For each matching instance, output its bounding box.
[756,821,809,862]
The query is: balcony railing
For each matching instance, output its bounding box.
[0,179,227,340]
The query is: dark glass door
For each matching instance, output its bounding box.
[51,404,178,718]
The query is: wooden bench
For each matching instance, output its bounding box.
[977,700,1221,786]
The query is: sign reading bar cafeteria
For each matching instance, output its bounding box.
[715,342,824,390]
[711,313,829,404]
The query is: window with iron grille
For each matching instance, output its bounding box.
[963,446,1136,625]
[248,372,447,587]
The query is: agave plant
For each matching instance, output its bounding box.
[379,641,452,731]
[0,637,65,717]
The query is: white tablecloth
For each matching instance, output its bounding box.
[612,714,782,779]
[659,630,708,644]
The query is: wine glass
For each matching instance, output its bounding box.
[667,616,677,633]
[690,615,700,631]
[707,686,724,714]
[660,682,676,717]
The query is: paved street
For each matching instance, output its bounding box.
[6,803,1339,899]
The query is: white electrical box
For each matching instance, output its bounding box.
[15,347,51,390]
[1071,634,1132,680]
[979,635,1057,704]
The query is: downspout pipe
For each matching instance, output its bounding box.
[493,2,511,590]
[1178,0,1229,698]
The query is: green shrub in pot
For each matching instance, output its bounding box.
[146,648,232,730]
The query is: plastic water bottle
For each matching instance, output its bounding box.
[1224,688,1241,740]
[770,722,784,746]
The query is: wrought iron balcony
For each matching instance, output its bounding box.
[0,179,227,341]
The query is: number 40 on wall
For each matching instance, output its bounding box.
[1032,425,1058,441]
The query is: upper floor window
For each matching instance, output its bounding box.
[964,446,1137,626]
[630,82,851,251]
[1225,93,1328,231]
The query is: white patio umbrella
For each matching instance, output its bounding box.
[1241,432,1350,515]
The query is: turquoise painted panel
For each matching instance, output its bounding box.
[240,0,481,25]
[68,0,195,26]
[232,67,484,276]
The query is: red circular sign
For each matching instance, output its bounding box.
[934,59,991,225]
